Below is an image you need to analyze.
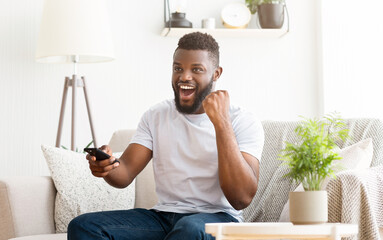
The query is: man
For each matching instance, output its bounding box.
[68,32,264,240]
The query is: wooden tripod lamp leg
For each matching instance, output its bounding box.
[82,77,98,148]
[56,75,97,151]
[56,77,70,148]
[71,75,78,151]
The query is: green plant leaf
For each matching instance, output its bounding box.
[61,140,94,153]
[279,113,350,191]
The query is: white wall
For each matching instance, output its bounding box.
[321,0,383,118]
[0,0,320,176]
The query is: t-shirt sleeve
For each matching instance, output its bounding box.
[130,110,153,151]
[233,111,264,161]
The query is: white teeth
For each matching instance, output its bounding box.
[180,85,195,90]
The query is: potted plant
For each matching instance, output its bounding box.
[245,0,285,29]
[61,140,93,153]
[279,113,349,224]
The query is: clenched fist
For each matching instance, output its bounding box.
[202,90,231,127]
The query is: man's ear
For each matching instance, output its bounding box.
[213,66,223,82]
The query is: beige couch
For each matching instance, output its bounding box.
[1,120,382,240]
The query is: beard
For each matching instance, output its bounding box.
[173,77,214,114]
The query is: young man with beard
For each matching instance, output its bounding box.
[68,32,264,240]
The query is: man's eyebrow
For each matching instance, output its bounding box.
[172,62,205,67]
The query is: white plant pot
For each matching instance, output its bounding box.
[289,191,328,225]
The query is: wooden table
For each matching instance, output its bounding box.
[205,222,358,240]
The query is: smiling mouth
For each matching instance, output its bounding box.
[178,83,196,99]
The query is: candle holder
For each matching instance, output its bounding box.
[164,0,192,29]
[165,12,192,28]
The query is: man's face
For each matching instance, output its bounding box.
[172,49,219,114]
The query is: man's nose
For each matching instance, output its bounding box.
[180,71,192,81]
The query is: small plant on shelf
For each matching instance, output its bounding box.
[245,0,285,14]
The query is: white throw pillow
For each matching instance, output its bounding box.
[278,138,373,222]
[41,145,135,233]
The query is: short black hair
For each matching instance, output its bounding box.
[175,32,220,68]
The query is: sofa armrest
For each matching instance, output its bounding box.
[327,165,383,240]
[0,176,56,240]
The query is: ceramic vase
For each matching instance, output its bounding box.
[257,3,284,29]
[289,191,328,225]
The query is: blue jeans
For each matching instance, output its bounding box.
[67,208,238,240]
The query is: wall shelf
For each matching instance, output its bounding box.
[160,28,288,38]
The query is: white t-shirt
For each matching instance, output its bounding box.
[130,99,264,221]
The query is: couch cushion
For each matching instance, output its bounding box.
[109,129,158,209]
[0,176,56,239]
[9,233,66,240]
[108,129,136,152]
[41,145,135,233]
[244,121,301,222]
[340,118,383,167]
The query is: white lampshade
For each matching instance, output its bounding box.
[36,0,115,63]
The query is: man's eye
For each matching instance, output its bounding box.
[173,67,182,72]
[193,68,203,72]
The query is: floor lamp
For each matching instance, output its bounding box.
[35,0,115,151]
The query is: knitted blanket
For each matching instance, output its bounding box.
[327,166,383,240]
